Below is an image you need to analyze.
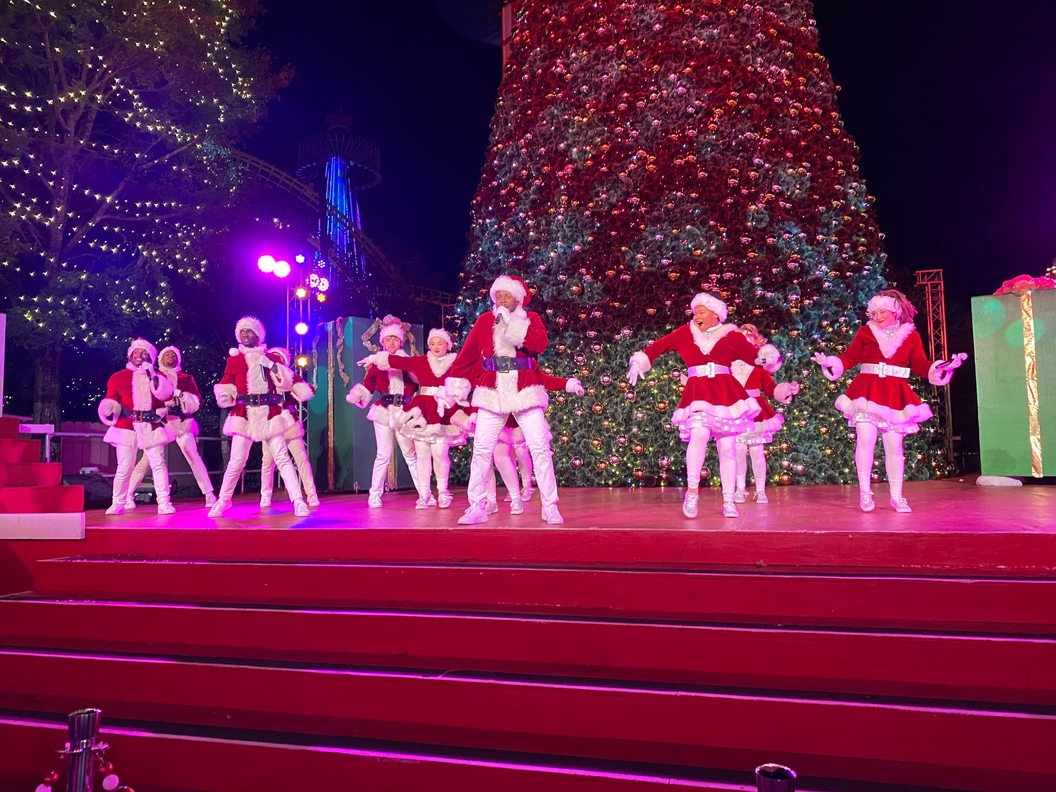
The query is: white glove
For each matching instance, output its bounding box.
[565,377,585,397]
[773,381,800,404]
[811,352,843,381]
[627,359,645,387]
[357,354,376,367]
[494,305,512,323]
[435,391,457,413]
[140,362,155,377]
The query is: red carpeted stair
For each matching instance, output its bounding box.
[0,416,83,535]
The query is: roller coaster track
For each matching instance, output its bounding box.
[227,150,457,306]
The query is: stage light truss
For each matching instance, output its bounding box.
[915,269,954,463]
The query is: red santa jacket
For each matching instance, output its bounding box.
[345,350,418,425]
[98,364,175,449]
[445,307,550,414]
[279,372,316,441]
[158,367,203,437]
[834,322,937,414]
[383,351,456,426]
[214,345,296,442]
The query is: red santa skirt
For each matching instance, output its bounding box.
[395,394,468,446]
[834,374,933,434]
[673,375,761,440]
[735,394,784,446]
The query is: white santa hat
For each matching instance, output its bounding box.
[378,315,405,343]
[428,328,453,350]
[158,345,182,371]
[690,292,728,323]
[127,338,158,363]
[490,275,531,306]
[867,294,901,316]
[235,315,266,344]
[270,347,291,366]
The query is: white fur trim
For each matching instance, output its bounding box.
[215,382,237,409]
[427,352,456,378]
[366,402,399,426]
[388,368,405,396]
[235,315,266,344]
[269,347,291,366]
[490,275,528,304]
[103,425,136,448]
[374,351,392,371]
[867,295,900,315]
[472,382,549,413]
[689,322,737,355]
[445,377,472,404]
[977,476,1023,487]
[502,308,530,348]
[98,398,121,426]
[673,396,762,439]
[283,420,306,441]
[630,351,652,376]
[223,406,296,442]
[835,394,933,433]
[379,321,405,342]
[690,293,728,322]
[127,338,158,363]
[347,382,372,407]
[180,390,201,415]
[867,321,915,360]
[270,363,294,391]
[291,380,315,402]
[147,370,174,403]
[428,328,453,349]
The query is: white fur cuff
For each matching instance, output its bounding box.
[181,391,202,416]
[291,381,315,402]
[98,398,121,426]
[149,374,174,401]
[445,377,472,404]
[502,310,530,348]
[215,383,237,409]
[270,364,294,391]
[374,351,392,371]
[347,382,372,408]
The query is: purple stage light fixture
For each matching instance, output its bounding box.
[318,278,330,293]
[316,293,327,303]
[294,286,308,299]
[309,273,320,288]
[295,322,309,336]
[257,254,276,273]
[295,254,306,264]
[273,259,292,278]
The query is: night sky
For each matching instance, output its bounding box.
[245,0,1056,303]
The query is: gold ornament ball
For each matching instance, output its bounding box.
[778,441,791,452]
[633,468,645,480]
[592,402,605,414]
[655,400,668,413]
[618,381,629,391]
[559,434,570,444]
[779,472,793,485]
[819,426,829,435]
[632,443,644,454]
[823,447,835,457]
[590,437,603,449]
[596,460,609,470]
[658,456,671,469]
[555,394,567,405]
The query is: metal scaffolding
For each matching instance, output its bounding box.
[914,269,954,462]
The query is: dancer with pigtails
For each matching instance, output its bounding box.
[627,292,762,518]
[346,316,425,508]
[812,289,966,513]
[359,327,466,510]
[731,324,800,505]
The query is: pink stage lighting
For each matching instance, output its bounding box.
[257,254,276,273]
[295,322,309,336]
[273,259,291,279]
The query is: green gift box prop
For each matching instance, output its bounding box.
[972,289,1056,477]
[305,317,423,493]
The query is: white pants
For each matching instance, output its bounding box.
[371,422,421,497]
[468,407,558,509]
[261,436,318,502]
[217,435,303,504]
[486,441,524,503]
[735,442,768,493]
[685,427,737,498]
[128,432,214,500]
[113,444,170,506]
[414,440,452,498]
[855,422,905,498]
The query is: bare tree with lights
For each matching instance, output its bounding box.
[0,0,290,425]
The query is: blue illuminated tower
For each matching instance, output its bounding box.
[298,113,381,277]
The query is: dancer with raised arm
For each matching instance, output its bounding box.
[260,348,319,510]
[627,292,761,518]
[813,289,966,512]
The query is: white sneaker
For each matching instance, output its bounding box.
[260,496,272,509]
[427,494,437,507]
[541,504,564,525]
[156,501,175,516]
[438,492,453,509]
[368,493,383,508]
[890,496,912,513]
[510,497,524,515]
[105,503,125,516]
[208,499,232,518]
[415,497,431,510]
[204,493,218,508]
[124,498,137,510]
[860,490,875,512]
[307,493,321,509]
[753,490,769,504]
[458,503,490,525]
[682,492,699,518]
[293,499,311,517]
[502,492,512,502]
[722,500,740,518]
[486,499,499,514]
[521,486,534,502]
[733,489,748,504]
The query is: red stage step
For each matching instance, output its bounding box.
[0,416,20,439]
[0,485,83,514]
[0,648,1051,792]
[0,438,41,464]
[0,598,1052,707]
[31,557,1056,634]
[0,717,744,792]
[0,462,62,488]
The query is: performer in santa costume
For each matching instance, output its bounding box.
[345,316,424,508]
[730,325,799,505]
[627,292,762,518]
[259,348,320,510]
[439,275,564,525]
[97,338,176,515]
[210,316,310,518]
[124,345,217,509]
[813,289,966,513]
[360,327,465,510]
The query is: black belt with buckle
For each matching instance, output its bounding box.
[119,407,165,424]
[379,394,412,406]
[236,392,285,407]
[482,356,533,373]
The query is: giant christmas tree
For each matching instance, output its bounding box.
[452,0,950,487]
